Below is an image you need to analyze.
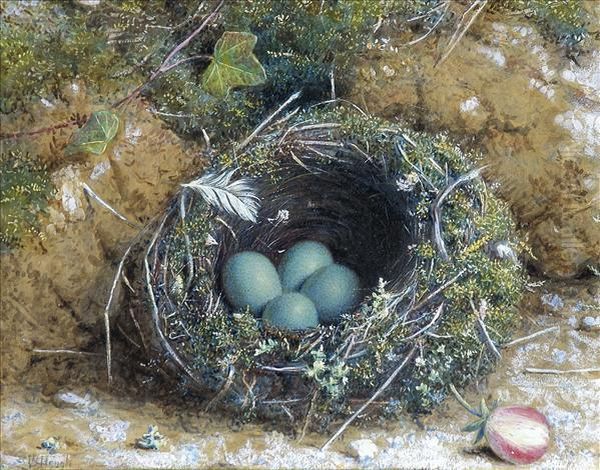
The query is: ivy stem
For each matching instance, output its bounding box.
[449,384,482,417]
[0,118,82,140]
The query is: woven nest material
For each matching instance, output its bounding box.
[117,102,525,430]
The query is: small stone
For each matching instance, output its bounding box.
[89,419,129,442]
[348,439,378,462]
[52,390,97,413]
[541,293,564,311]
[580,316,600,332]
[551,349,567,364]
[567,316,578,327]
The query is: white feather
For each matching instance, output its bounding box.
[181,170,260,223]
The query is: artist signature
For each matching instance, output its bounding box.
[26,453,71,469]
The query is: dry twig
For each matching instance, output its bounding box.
[321,347,417,450]
[524,367,600,375]
[436,0,488,67]
[32,349,101,357]
[503,326,560,348]
[431,167,486,261]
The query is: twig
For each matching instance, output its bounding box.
[431,167,486,261]
[238,91,302,151]
[524,367,600,375]
[0,118,82,140]
[502,326,560,348]
[471,298,501,360]
[407,1,448,22]
[309,98,368,117]
[411,269,465,313]
[158,54,212,75]
[258,364,307,373]
[179,190,195,296]
[384,270,464,340]
[403,2,449,46]
[299,388,319,443]
[103,244,133,385]
[129,307,148,352]
[117,323,141,349]
[330,65,336,100]
[113,0,224,108]
[32,349,101,357]
[436,0,488,67]
[400,303,444,342]
[321,347,417,451]
[82,183,141,229]
[204,365,236,411]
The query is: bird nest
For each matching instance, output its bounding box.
[116,102,525,433]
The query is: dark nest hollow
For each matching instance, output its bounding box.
[113,102,525,437]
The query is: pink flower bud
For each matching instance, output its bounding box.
[484,405,550,465]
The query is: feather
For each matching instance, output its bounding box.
[181,170,260,222]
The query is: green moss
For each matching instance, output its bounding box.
[0,149,54,251]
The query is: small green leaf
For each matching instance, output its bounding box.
[473,426,486,444]
[462,419,485,433]
[65,110,120,156]
[480,397,489,416]
[201,31,266,98]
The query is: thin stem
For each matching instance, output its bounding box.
[431,167,486,261]
[103,244,133,385]
[321,347,417,451]
[238,91,302,151]
[436,0,488,66]
[32,349,100,357]
[0,119,81,141]
[113,0,224,108]
[449,384,482,417]
[159,54,212,75]
[82,182,141,229]
[524,367,600,375]
[503,326,560,348]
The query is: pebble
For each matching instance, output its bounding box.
[541,293,564,311]
[348,438,379,462]
[52,390,98,414]
[551,349,567,364]
[580,316,600,332]
[89,419,130,442]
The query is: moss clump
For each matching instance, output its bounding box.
[0,149,54,251]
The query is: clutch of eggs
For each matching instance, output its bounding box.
[222,241,360,331]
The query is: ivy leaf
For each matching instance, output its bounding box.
[65,110,120,156]
[201,32,266,98]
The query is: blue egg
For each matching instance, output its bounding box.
[278,241,334,292]
[262,293,319,331]
[301,264,360,324]
[222,251,282,315]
